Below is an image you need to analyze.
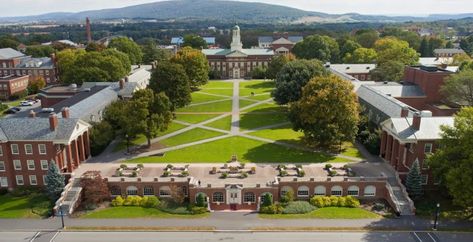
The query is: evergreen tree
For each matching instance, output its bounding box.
[45,161,65,202]
[419,37,430,57]
[262,193,273,207]
[196,193,207,207]
[406,160,423,200]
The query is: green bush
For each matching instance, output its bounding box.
[325,164,333,169]
[141,196,160,208]
[220,172,228,179]
[310,196,325,208]
[123,196,142,206]
[260,203,284,214]
[309,196,360,208]
[262,193,273,207]
[337,196,347,207]
[190,206,208,214]
[196,193,207,207]
[345,196,361,208]
[282,201,316,214]
[280,190,294,204]
[111,196,125,206]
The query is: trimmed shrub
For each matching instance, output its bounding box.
[337,196,347,207]
[111,196,125,206]
[329,196,339,206]
[280,190,294,204]
[325,164,333,169]
[120,164,128,169]
[345,196,361,208]
[260,203,284,214]
[262,193,273,207]
[282,201,316,214]
[196,193,207,207]
[310,196,360,208]
[123,196,142,206]
[190,206,208,214]
[141,196,160,208]
[310,196,325,208]
[220,172,228,179]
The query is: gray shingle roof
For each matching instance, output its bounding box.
[202,48,274,56]
[329,64,376,74]
[433,48,465,55]
[0,117,81,142]
[367,83,425,97]
[382,117,454,141]
[288,36,303,43]
[0,48,25,59]
[258,36,273,43]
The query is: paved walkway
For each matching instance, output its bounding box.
[230,79,240,135]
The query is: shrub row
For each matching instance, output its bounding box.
[309,196,360,208]
[111,195,159,208]
[282,201,316,214]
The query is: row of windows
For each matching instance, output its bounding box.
[0,175,48,187]
[281,185,377,197]
[112,186,188,197]
[0,68,51,76]
[0,160,49,171]
[2,144,47,156]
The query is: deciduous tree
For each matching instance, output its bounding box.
[149,61,191,110]
[171,47,209,88]
[182,34,208,49]
[370,60,406,82]
[80,171,110,205]
[343,48,377,64]
[25,45,54,58]
[441,69,473,106]
[108,37,143,64]
[266,54,295,79]
[374,37,419,65]
[292,35,340,63]
[354,29,379,48]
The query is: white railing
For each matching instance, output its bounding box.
[385,183,402,214]
[53,177,74,215]
[394,171,416,214]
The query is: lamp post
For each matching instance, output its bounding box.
[433,203,440,230]
[59,207,65,229]
[125,134,130,154]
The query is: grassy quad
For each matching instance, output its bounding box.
[204,115,232,131]
[176,100,233,113]
[0,193,52,218]
[160,128,225,147]
[175,114,222,124]
[259,207,381,219]
[81,206,208,219]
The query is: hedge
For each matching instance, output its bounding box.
[282,201,316,214]
[111,195,160,208]
[309,196,360,208]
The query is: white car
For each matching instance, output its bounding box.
[41,108,54,113]
[20,100,34,106]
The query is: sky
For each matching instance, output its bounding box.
[0,0,472,17]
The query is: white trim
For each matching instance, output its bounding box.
[24,144,33,155]
[11,144,19,155]
[0,161,4,171]
[0,177,7,187]
[29,175,37,185]
[15,175,24,185]
[38,144,47,155]
[40,160,48,170]
[27,160,35,170]
[13,160,21,170]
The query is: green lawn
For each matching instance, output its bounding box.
[127,136,345,163]
[340,142,364,159]
[250,125,303,145]
[201,81,233,89]
[191,92,230,104]
[242,102,286,113]
[239,99,259,109]
[0,193,51,218]
[239,80,275,96]
[175,114,221,124]
[160,128,225,147]
[198,89,234,97]
[113,122,187,152]
[242,93,273,101]
[177,100,233,113]
[204,115,232,131]
[259,207,380,219]
[240,113,289,130]
[82,206,208,219]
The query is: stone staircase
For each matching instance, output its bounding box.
[391,185,415,215]
[54,178,82,216]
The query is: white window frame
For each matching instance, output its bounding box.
[212,192,224,203]
[243,192,256,203]
[0,161,4,171]
[297,186,310,197]
[11,144,19,155]
[29,175,37,185]
[0,146,3,156]
[38,144,47,155]
[24,144,33,155]
[314,186,326,196]
[364,185,376,197]
[347,186,360,196]
[0,177,7,187]
[13,160,21,170]
[331,186,343,196]
[43,175,48,185]
[126,186,138,196]
[143,186,154,196]
[424,143,433,154]
[421,174,429,185]
[40,160,48,170]
[159,186,171,197]
[27,160,35,170]
[16,175,24,185]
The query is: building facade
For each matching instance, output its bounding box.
[0,109,91,190]
[258,33,303,54]
[0,75,29,100]
[203,26,274,79]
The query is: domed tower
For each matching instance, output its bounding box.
[230,25,243,52]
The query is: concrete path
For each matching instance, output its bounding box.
[231,79,240,135]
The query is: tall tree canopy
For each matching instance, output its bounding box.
[141,38,171,64]
[266,54,296,79]
[429,107,473,209]
[0,35,20,49]
[288,74,360,148]
[354,29,379,48]
[292,35,340,63]
[343,47,377,64]
[149,61,192,110]
[441,69,473,106]
[108,37,143,64]
[272,59,328,105]
[183,34,208,49]
[340,40,362,61]
[460,35,473,56]
[171,47,209,88]
[25,45,54,58]
[381,27,422,51]
[370,60,406,82]
[374,37,419,65]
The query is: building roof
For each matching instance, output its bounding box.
[0,48,25,59]
[418,57,453,66]
[202,48,274,56]
[434,48,465,55]
[367,82,426,97]
[0,117,85,142]
[288,36,303,43]
[17,57,54,68]
[272,37,293,45]
[329,64,376,74]
[382,116,454,141]
[42,40,78,47]
[258,36,273,43]
[203,37,216,45]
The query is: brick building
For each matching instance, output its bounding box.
[0,109,91,190]
[258,33,303,54]
[0,75,29,100]
[0,48,58,85]
[203,25,274,79]
[433,48,465,58]
[328,64,376,81]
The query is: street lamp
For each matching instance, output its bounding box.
[125,134,130,154]
[59,207,65,229]
[433,203,440,230]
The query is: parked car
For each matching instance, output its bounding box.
[26,98,40,103]
[20,100,35,106]
[41,108,54,113]
[4,107,20,114]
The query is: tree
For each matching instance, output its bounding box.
[441,69,473,106]
[141,39,171,64]
[460,35,473,55]
[288,74,360,148]
[250,66,267,79]
[452,53,472,66]
[182,34,208,49]
[405,160,423,200]
[27,77,46,94]
[0,36,20,49]
[340,40,362,60]
[272,59,328,105]
[374,37,419,65]
[86,42,106,52]
[428,37,445,56]
[292,35,340,63]
[149,61,191,110]
[429,107,473,208]
[80,171,110,205]
[108,37,143,64]
[381,28,422,51]
[89,120,115,156]
[419,37,430,57]
[370,60,406,82]
[262,193,273,207]
[343,48,377,64]
[45,161,65,202]
[266,54,295,79]
[354,29,379,48]
[171,47,209,88]
[196,193,207,207]
[25,45,54,57]
[101,49,132,75]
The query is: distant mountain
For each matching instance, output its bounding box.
[0,0,472,24]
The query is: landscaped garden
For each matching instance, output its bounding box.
[0,190,52,218]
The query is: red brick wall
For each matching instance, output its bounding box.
[403,67,451,103]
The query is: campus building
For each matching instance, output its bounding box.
[258,33,303,54]
[203,25,274,79]
[0,110,91,190]
[433,48,465,58]
[328,64,376,81]
[0,75,29,100]
[0,48,58,84]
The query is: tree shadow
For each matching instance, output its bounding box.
[243,81,275,90]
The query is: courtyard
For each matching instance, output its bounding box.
[118,80,363,164]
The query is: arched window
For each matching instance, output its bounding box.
[347,185,359,196]
[195,192,207,203]
[364,185,376,197]
[331,186,343,196]
[213,192,224,203]
[159,186,171,197]
[126,186,138,196]
[280,186,293,197]
[314,186,326,196]
[110,186,121,196]
[243,192,256,203]
[297,186,310,197]
[143,186,154,196]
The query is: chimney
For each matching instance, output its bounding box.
[400,106,409,118]
[125,77,129,82]
[412,112,421,130]
[61,107,70,118]
[86,17,92,43]
[49,113,58,131]
[29,110,36,118]
[119,78,125,90]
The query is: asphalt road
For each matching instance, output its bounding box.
[2,231,473,242]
